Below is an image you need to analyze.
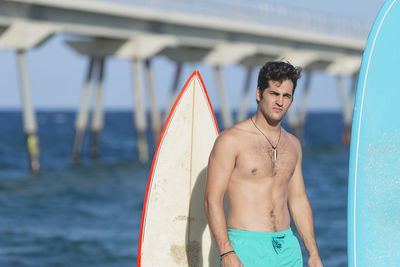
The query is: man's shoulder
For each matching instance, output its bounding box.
[220,120,252,138]
[284,129,302,153]
[214,120,252,147]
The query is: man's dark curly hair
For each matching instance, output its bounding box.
[257,61,302,103]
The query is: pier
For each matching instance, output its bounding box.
[0,0,369,171]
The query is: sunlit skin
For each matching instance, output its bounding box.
[205,79,323,267]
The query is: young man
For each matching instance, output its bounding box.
[205,61,323,267]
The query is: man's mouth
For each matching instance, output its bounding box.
[273,107,283,112]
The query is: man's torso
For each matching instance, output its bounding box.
[225,120,299,232]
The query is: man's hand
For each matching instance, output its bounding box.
[221,253,243,267]
[308,254,323,267]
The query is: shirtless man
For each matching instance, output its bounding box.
[204,61,323,267]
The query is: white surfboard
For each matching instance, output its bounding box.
[138,71,220,266]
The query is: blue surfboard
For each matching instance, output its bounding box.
[348,0,400,266]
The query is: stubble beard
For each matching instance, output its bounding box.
[257,98,290,127]
[265,108,287,127]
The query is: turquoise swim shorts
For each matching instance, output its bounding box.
[227,228,303,267]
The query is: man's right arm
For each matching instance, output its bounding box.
[204,132,243,266]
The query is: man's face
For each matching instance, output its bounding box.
[256,79,294,123]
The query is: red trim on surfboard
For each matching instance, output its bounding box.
[137,70,219,266]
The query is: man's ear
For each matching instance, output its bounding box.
[256,87,261,102]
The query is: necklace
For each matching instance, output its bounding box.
[250,117,281,161]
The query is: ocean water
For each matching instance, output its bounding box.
[0,111,349,266]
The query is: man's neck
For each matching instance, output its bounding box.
[253,113,281,134]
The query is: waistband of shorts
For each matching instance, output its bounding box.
[228,228,293,239]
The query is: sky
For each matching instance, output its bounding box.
[0,0,386,113]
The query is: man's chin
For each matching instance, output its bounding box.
[267,116,283,126]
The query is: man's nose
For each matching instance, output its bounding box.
[276,96,283,106]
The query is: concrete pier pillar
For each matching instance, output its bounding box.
[132,58,149,163]
[350,72,358,104]
[337,74,357,145]
[236,66,253,122]
[287,70,312,139]
[16,50,40,172]
[144,59,162,145]
[90,57,105,158]
[214,65,233,130]
[297,70,312,138]
[165,61,182,121]
[286,107,299,135]
[72,57,95,163]
[145,59,162,145]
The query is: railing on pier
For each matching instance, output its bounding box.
[75,0,370,40]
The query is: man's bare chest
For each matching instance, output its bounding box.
[235,139,298,179]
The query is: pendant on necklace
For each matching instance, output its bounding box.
[273,149,277,161]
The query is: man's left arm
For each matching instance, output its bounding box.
[287,136,323,267]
